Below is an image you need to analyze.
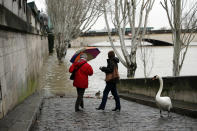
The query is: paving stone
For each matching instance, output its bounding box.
[32,97,197,131]
[0,92,42,131]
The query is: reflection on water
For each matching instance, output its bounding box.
[39,43,197,98]
[38,54,76,98]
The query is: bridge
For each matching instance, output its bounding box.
[71,33,178,47]
[142,38,173,46]
[72,32,197,47]
[124,37,173,46]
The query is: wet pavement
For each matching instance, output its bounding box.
[1,47,197,131]
[31,51,197,131]
[38,53,76,98]
[32,97,197,131]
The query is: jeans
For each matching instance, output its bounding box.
[99,82,121,109]
[75,88,85,111]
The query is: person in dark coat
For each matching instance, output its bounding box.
[96,50,121,111]
[69,53,93,112]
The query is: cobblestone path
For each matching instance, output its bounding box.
[32,98,197,131]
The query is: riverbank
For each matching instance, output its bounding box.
[0,88,196,130]
[71,33,197,47]
[0,52,76,131]
[119,93,197,118]
[0,51,197,130]
[32,97,197,130]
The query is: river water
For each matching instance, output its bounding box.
[64,42,197,97]
[39,41,197,98]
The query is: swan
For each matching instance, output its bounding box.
[152,75,172,117]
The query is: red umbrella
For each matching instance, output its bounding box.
[70,47,100,63]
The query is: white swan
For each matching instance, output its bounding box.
[152,75,172,117]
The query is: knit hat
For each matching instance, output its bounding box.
[80,53,87,60]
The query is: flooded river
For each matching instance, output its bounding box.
[39,42,197,98]
[38,54,77,98]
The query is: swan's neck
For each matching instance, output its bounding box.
[156,77,163,98]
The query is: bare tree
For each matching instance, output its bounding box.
[103,0,155,77]
[139,41,154,78]
[161,0,197,76]
[46,0,102,62]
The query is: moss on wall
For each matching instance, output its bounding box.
[17,75,38,104]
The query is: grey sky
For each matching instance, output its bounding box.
[27,0,170,30]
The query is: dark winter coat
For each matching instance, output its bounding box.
[100,57,119,82]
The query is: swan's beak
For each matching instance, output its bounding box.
[152,75,157,80]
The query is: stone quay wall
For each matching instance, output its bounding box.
[0,30,48,119]
[117,76,197,104]
[71,33,197,47]
[0,1,48,119]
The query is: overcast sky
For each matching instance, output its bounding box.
[27,0,170,30]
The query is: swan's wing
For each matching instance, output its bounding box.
[156,97,172,110]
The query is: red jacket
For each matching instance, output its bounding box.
[69,59,93,88]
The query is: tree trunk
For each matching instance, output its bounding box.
[46,0,102,62]
[103,0,154,78]
[56,34,68,63]
[56,33,62,62]
[128,47,137,77]
[127,62,137,78]
[173,0,181,76]
[161,0,197,76]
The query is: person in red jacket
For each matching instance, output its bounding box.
[69,53,93,112]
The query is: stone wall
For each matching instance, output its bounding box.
[71,36,119,47]
[117,76,197,104]
[0,0,27,22]
[0,1,41,34]
[0,30,48,118]
[145,33,197,43]
[0,1,48,119]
